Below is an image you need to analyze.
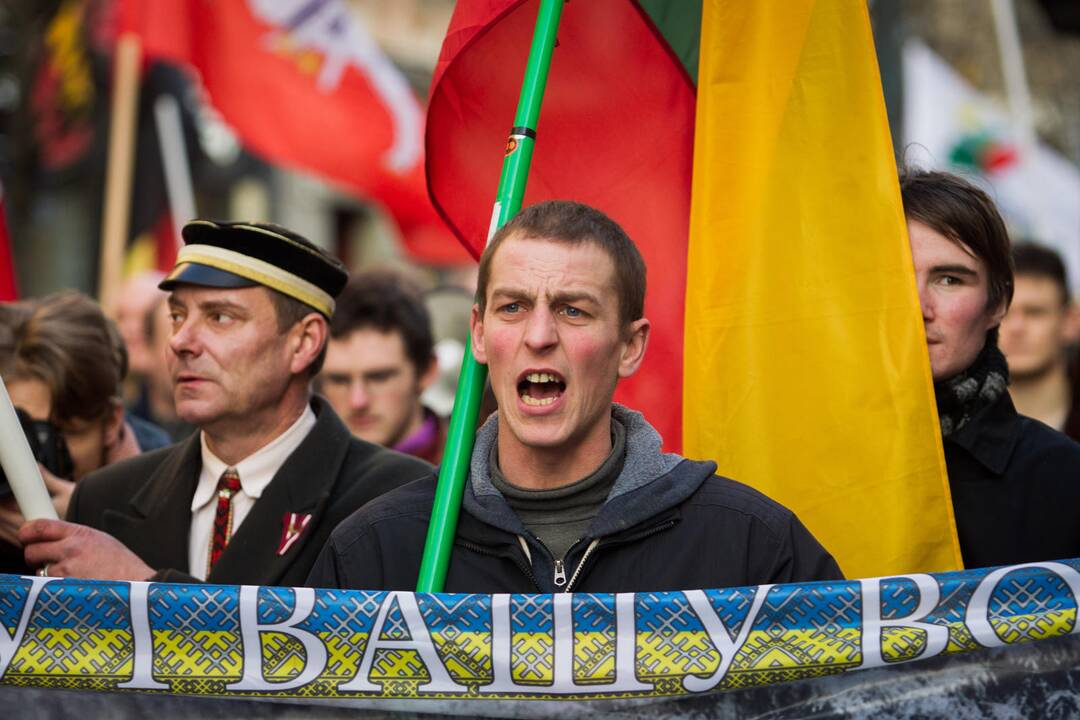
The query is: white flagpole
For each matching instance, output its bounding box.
[0,379,58,521]
[990,0,1036,151]
[154,94,197,249]
[990,0,1053,243]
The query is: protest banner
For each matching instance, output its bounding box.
[2,561,1077,701]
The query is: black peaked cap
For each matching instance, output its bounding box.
[160,220,349,317]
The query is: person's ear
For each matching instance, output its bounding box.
[470,304,488,365]
[103,401,124,449]
[618,318,651,379]
[418,354,439,391]
[289,313,328,375]
[1064,301,1080,345]
[987,298,1008,331]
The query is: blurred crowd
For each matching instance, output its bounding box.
[0,177,1078,591]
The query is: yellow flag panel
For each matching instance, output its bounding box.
[684,0,962,577]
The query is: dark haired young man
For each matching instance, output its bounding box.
[1000,242,1080,440]
[901,169,1080,569]
[318,270,446,463]
[309,200,841,593]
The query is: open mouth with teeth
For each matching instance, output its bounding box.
[517,371,566,407]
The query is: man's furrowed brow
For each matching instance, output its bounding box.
[489,287,602,307]
[489,286,532,302]
[550,290,602,307]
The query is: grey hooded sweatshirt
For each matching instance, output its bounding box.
[308,405,843,593]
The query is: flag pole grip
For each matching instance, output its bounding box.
[416,0,565,593]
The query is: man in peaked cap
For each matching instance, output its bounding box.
[18,221,432,586]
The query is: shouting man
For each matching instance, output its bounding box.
[308,200,841,593]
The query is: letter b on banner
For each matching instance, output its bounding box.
[228,586,327,691]
[860,574,949,669]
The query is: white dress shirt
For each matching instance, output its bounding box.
[188,406,317,580]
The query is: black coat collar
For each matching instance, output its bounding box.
[946,391,1022,476]
[103,432,199,573]
[104,397,352,585]
[208,397,352,584]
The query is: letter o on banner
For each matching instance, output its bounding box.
[967,562,1080,649]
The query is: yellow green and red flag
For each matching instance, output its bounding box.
[427,0,961,578]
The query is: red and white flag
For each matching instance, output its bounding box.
[126,0,467,264]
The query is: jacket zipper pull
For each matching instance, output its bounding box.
[553,559,567,587]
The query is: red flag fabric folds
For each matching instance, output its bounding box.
[0,180,16,301]
[427,0,695,450]
[128,0,467,264]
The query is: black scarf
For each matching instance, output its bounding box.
[934,342,1010,438]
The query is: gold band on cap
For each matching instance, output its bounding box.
[169,244,335,316]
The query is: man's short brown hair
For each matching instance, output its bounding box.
[1013,241,1070,306]
[330,270,435,374]
[899,168,1015,316]
[476,200,646,327]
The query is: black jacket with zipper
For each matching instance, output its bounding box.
[306,405,843,593]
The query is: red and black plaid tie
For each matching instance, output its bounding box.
[207,468,241,575]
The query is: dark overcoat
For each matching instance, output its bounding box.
[68,397,431,586]
[947,392,1080,569]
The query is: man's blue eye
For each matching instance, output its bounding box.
[564,306,582,317]
[503,303,520,313]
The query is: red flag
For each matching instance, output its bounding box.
[127,0,468,265]
[0,180,17,301]
[427,0,695,450]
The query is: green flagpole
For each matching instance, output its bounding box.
[416,0,565,593]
